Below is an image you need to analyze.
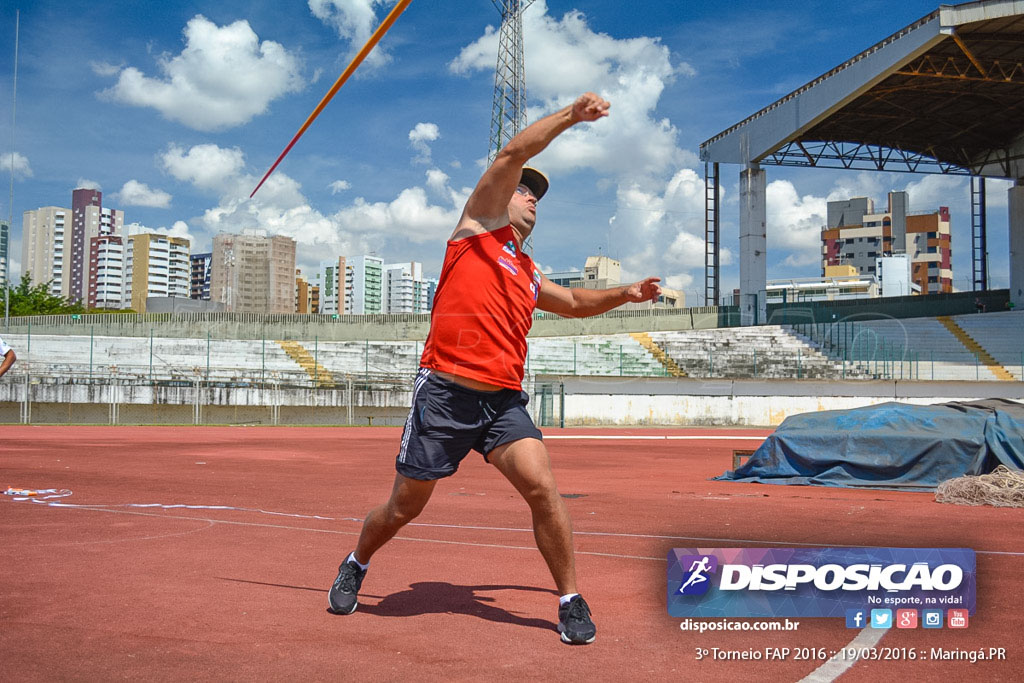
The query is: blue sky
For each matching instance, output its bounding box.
[0,0,1013,303]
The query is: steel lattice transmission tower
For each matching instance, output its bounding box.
[488,1,534,164]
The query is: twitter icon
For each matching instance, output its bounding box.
[870,609,892,628]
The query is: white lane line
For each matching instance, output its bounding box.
[799,627,889,683]
[18,502,1024,557]
[26,505,657,560]
[23,504,1024,558]
[403,522,1024,556]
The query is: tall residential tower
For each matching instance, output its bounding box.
[210,231,296,313]
[821,191,952,295]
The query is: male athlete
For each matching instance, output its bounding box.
[328,92,661,645]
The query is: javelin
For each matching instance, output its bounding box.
[250,0,414,198]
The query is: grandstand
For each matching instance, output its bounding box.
[0,333,666,383]
[789,311,1024,381]
[3,311,1022,383]
[648,326,872,379]
[0,308,1020,427]
[3,334,308,384]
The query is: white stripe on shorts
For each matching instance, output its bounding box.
[398,368,431,464]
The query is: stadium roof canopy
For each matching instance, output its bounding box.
[700,0,1024,179]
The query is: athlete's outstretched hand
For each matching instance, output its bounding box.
[571,92,610,123]
[624,277,662,303]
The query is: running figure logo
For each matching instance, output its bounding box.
[677,554,718,596]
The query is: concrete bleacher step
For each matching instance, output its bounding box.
[949,311,1024,380]
[275,340,337,387]
[936,317,1015,381]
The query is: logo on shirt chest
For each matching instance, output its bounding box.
[497,256,520,276]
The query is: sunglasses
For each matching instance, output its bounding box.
[515,184,538,200]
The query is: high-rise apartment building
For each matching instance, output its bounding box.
[210,231,297,313]
[21,206,71,296]
[425,278,438,311]
[346,255,383,314]
[70,189,123,304]
[906,209,953,294]
[69,188,101,303]
[295,270,320,313]
[190,253,212,300]
[316,257,347,314]
[0,219,9,287]
[383,261,429,313]
[124,233,191,312]
[87,235,125,309]
[821,191,952,295]
[0,219,9,288]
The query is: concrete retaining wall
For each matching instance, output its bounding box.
[532,376,1024,427]
[0,380,414,426]
[2,376,1020,427]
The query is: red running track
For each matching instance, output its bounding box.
[1,426,1020,681]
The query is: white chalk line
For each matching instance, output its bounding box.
[13,500,1024,558]
[30,518,217,547]
[15,498,344,521]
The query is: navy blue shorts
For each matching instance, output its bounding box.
[395,368,543,481]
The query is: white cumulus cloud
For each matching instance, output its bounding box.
[766,179,826,257]
[101,15,304,131]
[333,185,463,246]
[309,0,396,69]
[162,144,247,192]
[161,142,466,276]
[89,61,122,77]
[409,122,440,164]
[451,1,694,181]
[75,179,102,191]
[608,169,732,296]
[329,180,351,194]
[116,180,172,208]
[903,174,968,212]
[2,151,33,179]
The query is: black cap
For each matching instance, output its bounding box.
[520,166,549,200]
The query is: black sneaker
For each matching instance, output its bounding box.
[557,595,596,644]
[328,556,367,615]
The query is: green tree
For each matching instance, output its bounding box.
[1,274,85,316]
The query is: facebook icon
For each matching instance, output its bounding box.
[845,609,867,629]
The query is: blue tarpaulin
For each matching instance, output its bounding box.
[716,399,1024,490]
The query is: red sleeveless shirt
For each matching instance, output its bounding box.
[420,225,541,390]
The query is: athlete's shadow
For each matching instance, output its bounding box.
[357,582,558,632]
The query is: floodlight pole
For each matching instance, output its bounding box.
[488,1,534,164]
[6,10,19,311]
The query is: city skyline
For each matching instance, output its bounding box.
[1,1,1016,303]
